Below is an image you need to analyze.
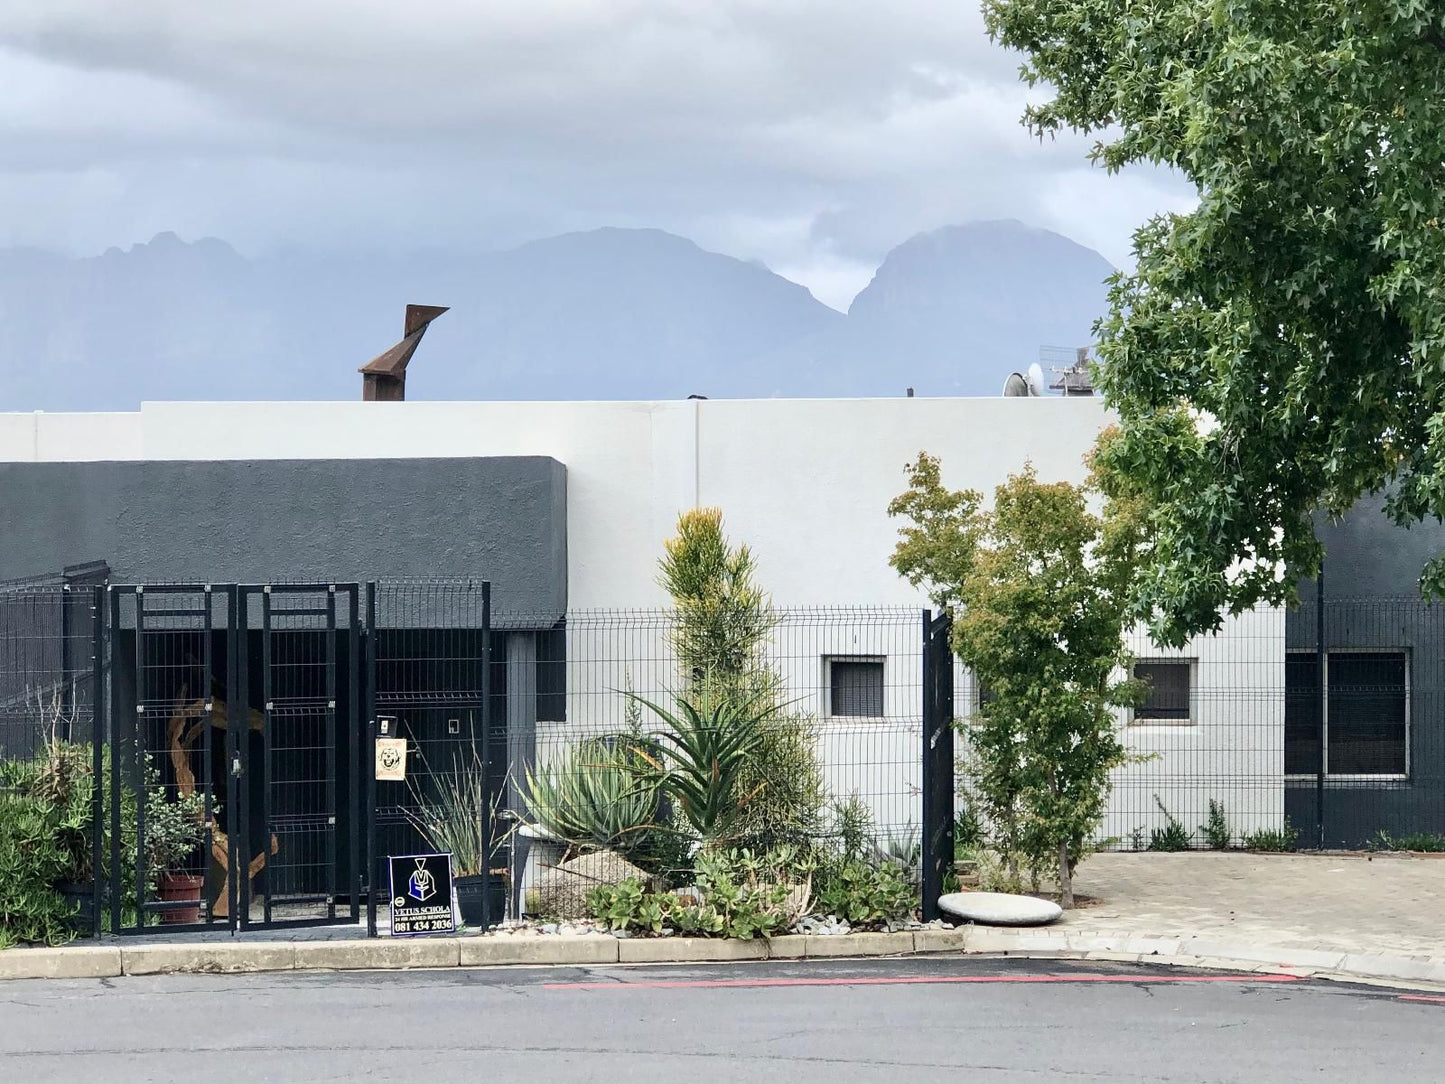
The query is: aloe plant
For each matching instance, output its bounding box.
[521,736,661,858]
[625,689,777,845]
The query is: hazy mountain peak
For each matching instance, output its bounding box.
[0,219,1114,408]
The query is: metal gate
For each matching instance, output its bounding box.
[109,583,362,934]
[364,580,496,936]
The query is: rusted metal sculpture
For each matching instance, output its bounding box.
[166,684,277,920]
[359,304,449,401]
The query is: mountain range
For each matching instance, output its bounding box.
[0,219,1115,409]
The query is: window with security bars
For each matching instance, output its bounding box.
[971,671,994,710]
[828,658,884,718]
[1284,650,1408,777]
[1133,661,1193,722]
[1284,654,1321,775]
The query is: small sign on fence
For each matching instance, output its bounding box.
[389,853,456,936]
[375,737,407,781]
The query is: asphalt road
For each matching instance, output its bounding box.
[1,956,1441,1082]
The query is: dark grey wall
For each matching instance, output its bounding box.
[1296,492,1443,603]
[0,457,567,620]
[1286,496,1445,845]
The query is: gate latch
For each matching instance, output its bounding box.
[231,753,243,779]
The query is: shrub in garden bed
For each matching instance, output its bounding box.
[813,859,914,927]
[585,840,917,939]
[1368,830,1445,854]
[0,736,207,948]
[1241,822,1300,852]
[587,846,806,939]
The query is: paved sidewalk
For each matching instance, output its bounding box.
[1052,851,1445,982]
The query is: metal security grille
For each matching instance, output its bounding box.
[366,580,496,936]
[1134,661,1192,721]
[1326,651,1407,776]
[1284,654,1321,775]
[111,585,223,932]
[237,584,361,930]
[108,583,362,935]
[829,659,885,718]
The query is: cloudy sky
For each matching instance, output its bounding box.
[0,1,1194,309]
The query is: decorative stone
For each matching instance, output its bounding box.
[531,850,653,919]
[937,891,1063,927]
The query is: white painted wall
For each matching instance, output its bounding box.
[1,395,1286,845]
[1115,606,1286,842]
[0,410,144,461]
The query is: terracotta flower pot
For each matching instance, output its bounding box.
[159,872,205,925]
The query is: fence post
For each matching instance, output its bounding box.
[89,583,105,939]
[1315,561,1326,849]
[921,609,955,922]
[108,587,123,935]
[479,582,494,930]
[365,582,379,937]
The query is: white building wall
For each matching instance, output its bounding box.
[0,410,144,461]
[0,396,1285,844]
[1109,605,1286,843]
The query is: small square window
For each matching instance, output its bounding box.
[828,658,884,718]
[1133,661,1193,722]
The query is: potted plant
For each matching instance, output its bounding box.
[145,785,210,925]
[407,750,508,927]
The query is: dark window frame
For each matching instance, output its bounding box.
[1131,659,1196,724]
[1285,648,1410,780]
[827,656,886,719]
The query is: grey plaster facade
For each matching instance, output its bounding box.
[1286,495,1445,846]
[0,456,567,621]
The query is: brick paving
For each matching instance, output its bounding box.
[1068,851,1445,962]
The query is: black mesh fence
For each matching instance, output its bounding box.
[6,579,1442,942]
[0,575,105,938]
[514,606,925,914]
[0,577,103,757]
[1099,605,1289,851]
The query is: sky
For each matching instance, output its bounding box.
[0,1,1196,310]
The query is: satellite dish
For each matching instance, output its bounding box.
[1026,363,1047,397]
[1002,373,1030,397]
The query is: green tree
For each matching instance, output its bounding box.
[984,0,1445,643]
[889,453,1140,906]
[659,508,826,850]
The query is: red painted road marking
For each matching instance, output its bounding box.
[1399,995,1445,1005]
[544,973,1302,992]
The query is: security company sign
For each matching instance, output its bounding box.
[375,737,407,781]
[389,853,456,936]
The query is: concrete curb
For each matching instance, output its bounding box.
[3,927,1444,989]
